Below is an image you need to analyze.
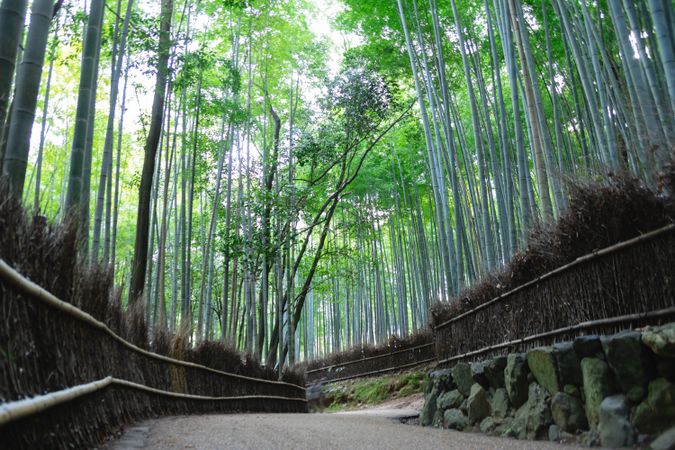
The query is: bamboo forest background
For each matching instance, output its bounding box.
[0,0,673,372]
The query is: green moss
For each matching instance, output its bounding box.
[527,347,560,395]
[399,372,424,397]
[321,371,427,412]
[325,402,347,413]
[329,388,350,404]
[354,379,391,404]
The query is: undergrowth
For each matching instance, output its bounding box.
[323,371,426,412]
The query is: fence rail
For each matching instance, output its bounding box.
[0,376,307,428]
[306,342,435,384]
[437,306,675,365]
[3,222,672,448]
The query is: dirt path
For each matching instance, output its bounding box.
[105,410,586,450]
[337,392,426,412]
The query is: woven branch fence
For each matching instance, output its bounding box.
[0,258,306,449]
[306,342,436,384]
[434,225,675,365]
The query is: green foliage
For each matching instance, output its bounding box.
[295,62,393,173]
[324,371,426,412]
[327,59,393,132]
[353,378,391,404]
[397,372,425,397]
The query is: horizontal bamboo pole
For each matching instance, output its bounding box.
[306,342,434,374]
[0,258,304,391]
[0,376,308,427]
[437,306,675,366]
[0,377,114,427]
[111,378,307,403]
[311,358,437,385]
[434,223,675,330]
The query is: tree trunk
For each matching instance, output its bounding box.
[2,0,53,195]
[0,0,27,172]
[34,18,60,212]
[129,0,173,303]
[92,0,135,260]
[65,0,105,216]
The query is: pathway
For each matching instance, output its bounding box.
[105,410,586,450]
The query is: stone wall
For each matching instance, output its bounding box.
[421,323,675,448]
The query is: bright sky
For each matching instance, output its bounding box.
[308,0,361,75]
[29,0,361,171]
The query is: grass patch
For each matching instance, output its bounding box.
[398,372,425,397]
[322,370,426,412]
[354,379,391,404]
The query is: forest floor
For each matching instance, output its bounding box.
[103,410,586,449]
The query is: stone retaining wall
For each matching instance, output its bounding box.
[421,323,675,448]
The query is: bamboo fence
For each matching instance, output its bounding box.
[306,342,436,384]
[434,225,675,363]
[0,258,306,449]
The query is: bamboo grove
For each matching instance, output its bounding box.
[0,0,673,371]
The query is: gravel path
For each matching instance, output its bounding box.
[105,411,586,450]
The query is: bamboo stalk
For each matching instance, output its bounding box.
[0,258,305,390]
[0,376,307,427]
[437,306,675,365]
[305,342,434,374]
[435,224,675,330]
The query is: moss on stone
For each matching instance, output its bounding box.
[527,347,560,395]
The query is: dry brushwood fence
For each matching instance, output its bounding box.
[434,224,675,365]
[0,259,306,449]
[305,341,435,384]
[305,224,675,386]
